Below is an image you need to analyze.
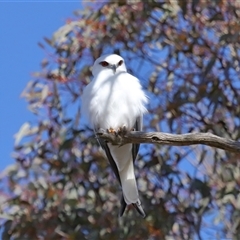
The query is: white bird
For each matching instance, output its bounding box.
[81,54,148,217]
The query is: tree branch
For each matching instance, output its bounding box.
[96,129,240,153]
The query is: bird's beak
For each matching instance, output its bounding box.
[111,64,117,74]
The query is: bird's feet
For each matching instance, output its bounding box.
[107,127,117,134]
[117,126,128,135]
[107,126,128,136]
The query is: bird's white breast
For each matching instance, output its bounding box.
[82,71,147,130]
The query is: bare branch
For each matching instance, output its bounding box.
[96,130,240,153]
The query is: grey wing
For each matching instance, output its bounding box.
[94,129,127,216]
[131,116,146,217]
[96,133,127,216]
[96,135,121,185]
[132,115,142,162]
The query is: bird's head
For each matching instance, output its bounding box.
[92,54,127,76]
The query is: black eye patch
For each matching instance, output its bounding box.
[99,61,109,67]
[118,60,123,66]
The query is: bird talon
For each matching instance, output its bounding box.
[107,128,118,136]
[117,126,128,135]
[107,126,128,136]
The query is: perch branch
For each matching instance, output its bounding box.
[96,130,240,153]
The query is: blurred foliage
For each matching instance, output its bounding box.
[1,1,240,239]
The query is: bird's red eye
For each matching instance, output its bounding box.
[118,60,123,66]
[100,61,109,67]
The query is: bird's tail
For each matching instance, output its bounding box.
[132,199,145,217]
[119,159,145,217]
[106,143,145,217]
[119,195,145,218]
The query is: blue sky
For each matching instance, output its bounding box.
[0,1,81,170]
